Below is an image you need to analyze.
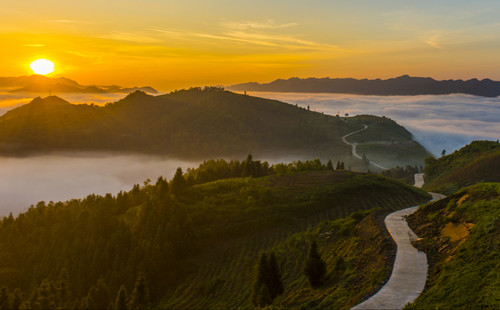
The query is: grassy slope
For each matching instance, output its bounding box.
[345,115,430,168]
[0,89,358,159]
[424,140,500,194]
[406,183,500,309]
[0,89,430,168]
[162,171,430,309]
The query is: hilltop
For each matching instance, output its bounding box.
[424,140,500,194]
[406,183,500,309]
[229,75,500,97]
[0,75,157,94]
[0,158,431,309]
[0,87,429,168]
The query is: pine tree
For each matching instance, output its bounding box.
[0,286,9,310]
[128,273,151,310]
[326,160,333,170]
[251,252,284,307]
[251,253,270,307]
[302,240,327,287]
[57,268,71,307]
[114,285,128,310]
[268,252,284,298]
[35,279,55,310]
[170,167,186,196]
[10,288,22,310]
[87,279,111,310]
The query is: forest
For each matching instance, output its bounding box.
[0,156,430,309]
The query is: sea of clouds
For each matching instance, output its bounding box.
[0,91,498,215]
[252,92,500,156]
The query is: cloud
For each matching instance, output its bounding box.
[251,92,500,156]
[98,31,162,43]
[221,20,298,30]
[423,34,443,49]
[0,154,199,216]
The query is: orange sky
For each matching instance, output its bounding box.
[2,1,500,91]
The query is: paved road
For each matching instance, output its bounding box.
[414,173,425,188]
[341,124,388,170]
[352,191,445,309]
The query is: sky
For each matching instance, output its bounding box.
[2,0,500,90]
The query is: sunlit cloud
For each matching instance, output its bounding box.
[423,34,443,49]
[224,31,339,51]
[23,44,44,47]
[98,31,162,43]
[221,19,298,30]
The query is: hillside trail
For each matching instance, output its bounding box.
[341,124,389,170]
[351,175,445,309]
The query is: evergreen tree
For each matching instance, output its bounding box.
[336,161,341,170]
[35,279,55,310]
[326,160,333,170]
[0,286,9,310]
[128,273,151,310]
[170,167,186,196]
[251,252,284,307]
[10,288,22,310]
[302,240,327,287]
[86,279,111,310]
[251,253,270,307]
[114,285,128,310]
[57,268,71,307]
[268,252,284,298]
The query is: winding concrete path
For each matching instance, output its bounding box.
[342,124,388,170]
[352,179,445,309]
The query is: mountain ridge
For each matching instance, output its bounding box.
[0,88,430,169]
[0,75,158,94]
[229,75,500,97]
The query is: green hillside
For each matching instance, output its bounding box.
[347,115,430,168]
[424,140,500,194]
[0,158,430,309]
[0,87,428,168]
[406,183,500,309]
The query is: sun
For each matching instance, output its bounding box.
[30,59,55,75]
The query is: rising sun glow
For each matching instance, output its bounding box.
[30,59,55,75]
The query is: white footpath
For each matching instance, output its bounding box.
[351,175,444,309]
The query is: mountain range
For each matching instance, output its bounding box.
[229,75,500,97]
[0,75,157,94]
[0,87,429,168]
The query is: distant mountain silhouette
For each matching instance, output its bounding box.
[0,75,158,94]
[0,87,428,166]
[229,75,500,97]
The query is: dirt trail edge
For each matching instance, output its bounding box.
[341,124,388,170]
[352,176,445,309]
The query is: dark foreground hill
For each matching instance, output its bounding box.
[424,140,500,194]
[406,183,500,309]
[229,75,500,97]
[0,75,157,94]
[0,87,429,167]
[0,159,430,309]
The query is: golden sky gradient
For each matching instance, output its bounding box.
[2,1,500,90]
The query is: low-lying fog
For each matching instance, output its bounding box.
[252,92,500,156]
[0,154,198,216]
[1,91,499,216]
